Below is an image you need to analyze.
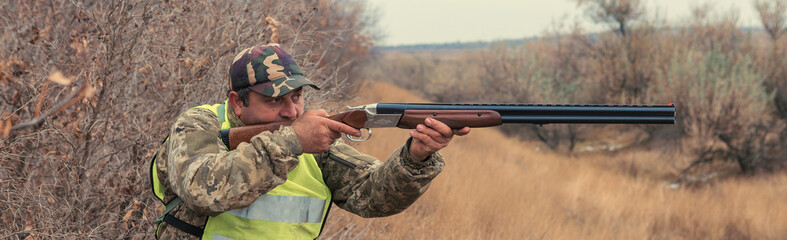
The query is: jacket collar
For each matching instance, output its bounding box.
[225,99,246,128]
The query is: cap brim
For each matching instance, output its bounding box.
[248,75,320,97]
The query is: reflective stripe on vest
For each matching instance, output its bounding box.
[151,100,332,239]
[225,194,326,223]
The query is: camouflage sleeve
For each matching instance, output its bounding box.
[317,137,444,217]
[166,108,302,216]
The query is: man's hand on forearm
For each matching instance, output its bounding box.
[408,117,471,161]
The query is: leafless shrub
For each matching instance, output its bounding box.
[753,0,787,117]
[754,0,786,41]
[647,49,782,175]
[683,3,751,55]
[574,0,661,104]
[575,0,644,37]
[0,0,375,238]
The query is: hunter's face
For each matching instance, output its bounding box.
[234,88,305,125]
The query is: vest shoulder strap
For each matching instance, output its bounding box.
[157,197,204,237]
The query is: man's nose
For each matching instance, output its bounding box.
[279,99,297,119]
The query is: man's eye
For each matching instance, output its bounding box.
[266,98,281,103]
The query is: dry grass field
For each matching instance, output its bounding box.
[320,81,787,240]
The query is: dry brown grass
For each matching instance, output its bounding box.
[321,82,787,240]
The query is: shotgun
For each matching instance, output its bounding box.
[222,103,675,150]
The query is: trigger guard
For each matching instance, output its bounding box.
[346,128,372,142]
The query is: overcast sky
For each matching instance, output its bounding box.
[367,0,765,46]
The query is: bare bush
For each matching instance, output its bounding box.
[754,0,786,41]
[754,0,787,117]
[647,49,782,175]
[683,3,750,55]
[0,0,375,239]
[575,0,660,103]
[576,0,644,37]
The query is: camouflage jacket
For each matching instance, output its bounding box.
[154,104,445,239]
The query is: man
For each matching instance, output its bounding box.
[150,44,470,239]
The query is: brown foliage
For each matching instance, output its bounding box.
[0,0,375,238]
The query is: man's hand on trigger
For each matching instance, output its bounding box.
[409,117,471,161]
[292,110,362,153]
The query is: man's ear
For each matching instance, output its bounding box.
[228,91,243,118]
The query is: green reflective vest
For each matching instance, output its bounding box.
[151,101,332,239]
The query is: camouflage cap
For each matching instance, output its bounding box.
[229,44,319,97]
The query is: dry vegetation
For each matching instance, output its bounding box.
[1,0,786,239]
[0,0,374,238]
[322,81,787,240]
